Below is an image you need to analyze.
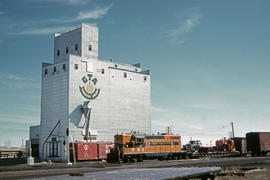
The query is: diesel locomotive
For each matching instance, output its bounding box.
[107,132,187,163]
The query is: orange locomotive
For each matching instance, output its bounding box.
[107,132,185,163]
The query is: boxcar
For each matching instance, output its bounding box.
[70,142,114,161]
[232,137,247,155]
[246,132,270,156]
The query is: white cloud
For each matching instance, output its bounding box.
[12,5,112,35]
[0,72,39,89]
[151,106,164,112]
[50,5,112,23]
[25,0,90,5]
[14,25,77,35]
[191,104,217,110]
[77,6,112,20]
[0,114,38,124]
[1,73,36,81]
[7,74,25,81]
[64,0,90,5]
[163,7,202,44]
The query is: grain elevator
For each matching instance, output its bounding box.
[29,23,151,162]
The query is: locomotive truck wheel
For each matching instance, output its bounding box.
[137,156,143,162]
[123,156,129,163]
[168,155,174,160]
[132,157,137,163]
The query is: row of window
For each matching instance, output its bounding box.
[103,69,147,81]
[113,64,138,72]
[44,63,78,75]
[44,64,147,81]
[56,44,92,56]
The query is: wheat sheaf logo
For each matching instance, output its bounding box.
[79,74,100,100]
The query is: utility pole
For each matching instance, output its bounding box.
[231,122,234,138]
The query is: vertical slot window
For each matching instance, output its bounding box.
[74,64,78,70]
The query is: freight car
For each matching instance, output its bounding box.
[232,137,247,155]
[69,142,114,161]
[215,138,235,152]
[107,133,187,163]
[183,140,214,153]
[183,140,202,152]
[246,132,270,156]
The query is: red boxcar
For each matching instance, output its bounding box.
[98,142,115,159]
[70,142,114,161]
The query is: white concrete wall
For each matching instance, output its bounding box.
[54,28,82,63]
[39,61,69,162]
[54,23,98,64]
[68,55,151,142]
[81,23,99,59]
[29,125,40,140]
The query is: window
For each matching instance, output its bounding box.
[115,64,118,68]
[124,72,127,78]
[63,64,66,70]
[74,64,78,70]
[53,67,56,72]
[75,44,78,51]
[57,50,60,56]
[45,69,48,75]
[88,45,92,51]
[101,69,104,74]
[135,68,138,72]
[66,47,69,53]
[144,76,147,81]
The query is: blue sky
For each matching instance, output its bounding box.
[0,0,270,146]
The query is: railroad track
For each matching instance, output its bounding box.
[1,156,270,179]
